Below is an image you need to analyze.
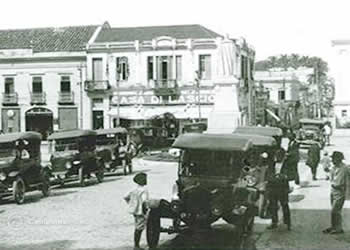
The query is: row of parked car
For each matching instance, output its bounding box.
[145,126,284,249]
[0,127,135,205]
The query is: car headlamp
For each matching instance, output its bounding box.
[72,160,81,165]
[244,175,257,187]
[211,207,222,216]
[65,162,72,169]
[0,172,6,181]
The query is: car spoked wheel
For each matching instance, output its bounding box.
[146,208,161,249]
[41,172,51,197]
[96,167,104,183]
[78,167,85,187]
[13,177,25,205]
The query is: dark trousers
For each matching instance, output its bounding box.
[309,164,318,179]
[269,195,291,226]
[331,192,345,231]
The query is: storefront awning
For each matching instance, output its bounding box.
[108,105,213,120]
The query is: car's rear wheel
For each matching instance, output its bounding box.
[13,177,25,205]
[146,208,161,249]
[41,171,51,197]
[78,167,85,187]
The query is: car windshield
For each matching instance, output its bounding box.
[0,142,16,159]
[179,149,244,178]
[301,124,319,130]
[96,134,116,146]
[53,138,78,152]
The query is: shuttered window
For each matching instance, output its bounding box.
[199,55,211,80]
[92,58,103,81]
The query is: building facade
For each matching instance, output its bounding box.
[0,24,101,138]
[85,25,255,136]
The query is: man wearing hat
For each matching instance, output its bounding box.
[323,151,348,234]
[124,172,149,250]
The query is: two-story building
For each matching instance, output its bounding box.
[0,24,102,138]
[85,24,255,136]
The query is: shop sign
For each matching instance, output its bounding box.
[111,94,215,105]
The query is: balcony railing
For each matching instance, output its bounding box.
[153,79,180,97]
[85,80,110,92]
[2,93,18,105]
[58,91,74,104]
[30,92,46,104]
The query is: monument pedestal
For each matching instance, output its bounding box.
[207,77,241,134]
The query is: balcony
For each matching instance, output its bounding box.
[30,92,46,105]
[153,79,180,98]
[58,91,74,104]
[85,80,110,92]
[2,93,18,105]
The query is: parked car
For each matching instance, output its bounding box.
[182,122,207,133]
[145,133,263,249]
[296,118,326,148]
[0,132,50,204]
[232,133,278,218]
[234,126,283,147]
[95,127,133,175]
[129,126,170,152]
[47,129,105,187]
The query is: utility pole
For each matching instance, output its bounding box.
[315,64,321,119]
[116,64,121,126]
[195,71,202,122]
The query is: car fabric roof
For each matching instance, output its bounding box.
[47,129,97,140]
[299,118,326,125]
[0,131,42,143]
[234,126,283,137]
[230,133,277,146]
[172,133,253,151]
[95,127,128,135]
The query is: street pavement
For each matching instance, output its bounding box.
[0,133,349,249]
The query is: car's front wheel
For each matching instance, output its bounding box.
[146,208,161,249]
[13,177,25,205]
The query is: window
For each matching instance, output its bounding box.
[157,56,172,80]
[342,110,347,117]
[92,58,103,81]
[116,57,129,81]
[278,90,285,101]
[32,77,42,93]
[60,76,71,92]
[147,57,154,80]
[92,98,103,108]
[176,56,182,80]
[199,55,211,80]
[4,77,14,93]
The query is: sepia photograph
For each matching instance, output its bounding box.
[0,0,349,249]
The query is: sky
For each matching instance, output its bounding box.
[1,0,350,71]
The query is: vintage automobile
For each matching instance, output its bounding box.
[234,126,283,147]
[95,127,133,175]
[146,133,263,249]
[129,126,171,152]
[232,133,278,218]
[182,122,207,134]
[297,118,326,148]
[47,129,105,187]
[0,132,50,204]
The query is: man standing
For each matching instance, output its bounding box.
[323,151,348,235]
[323,122,332,146]
[286,132,300,187]
[306,142,321,181]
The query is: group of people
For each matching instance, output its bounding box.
[265,129,348,235]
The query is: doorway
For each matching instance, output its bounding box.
[25,107,53,140]
[93,110,104,129]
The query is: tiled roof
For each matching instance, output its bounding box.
[95,24,222,43]
[0,25,98,52]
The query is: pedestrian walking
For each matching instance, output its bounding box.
[323,151,348,235]
[266,148,291,230]
[286,132,300,187]
[321,151,332,180]
[306,142,321,180]
[323,122,332,146]
[124,172,149,250]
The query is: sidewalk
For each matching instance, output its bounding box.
[256,161,350,250]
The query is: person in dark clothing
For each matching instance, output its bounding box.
[266,148,291,230]
[306,142,321,180]
[286,132,300,186]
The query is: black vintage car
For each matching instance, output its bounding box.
[182,122,207,134]
[297,118,326,148]
[0,132,50,204]
[47,129,105,187]
[95,127,133,175]
[129,126,171,152]
[146,133,263,249]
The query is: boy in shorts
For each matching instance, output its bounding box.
[124,172,149,250]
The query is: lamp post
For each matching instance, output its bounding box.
[195,71,202,122]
